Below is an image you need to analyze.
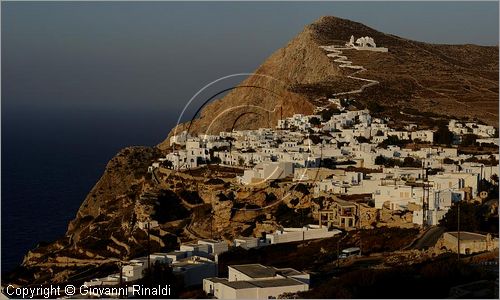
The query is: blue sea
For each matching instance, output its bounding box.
[1,108,176,273]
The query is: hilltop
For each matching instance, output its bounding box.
[159,16,498,150]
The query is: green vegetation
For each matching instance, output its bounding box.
[300,257,495,298]
[274,203,314,227]
[206,178,225,185]
[374,155,422,168]
[218,227,418,276]
[378,135,410,148]
[366,100,384,113]
[443,157,455,164]
[154,190,190,223]
[320,157,337,169]
[161,160,173,168]
[140,262,181,298]
[319,107,341,121]
[434,124,454,146]
[308,134,322,144]
[355,136,370,143]
[439,202,498,234]
[292,183,310,195]
[217,191,232,201]
[178,190,203,205]
[463,155,499,166]
[265,192,277,203]
[210,156,222,164]
[460,134,478,147]
[309,117,321,127]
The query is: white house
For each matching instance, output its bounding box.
[203,264,309,299]
[233,237,260,249]
[237,162,294,185]
[122,253,169,282]
[172,256,218,287]
[170,131,190,146]
[411,130,434,143]
[197,239,229,255]
[266,225,341,244]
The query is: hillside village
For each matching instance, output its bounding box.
[126,35,499,298]
[3,31,498,299]
[122,97,497,298]
[152,35,498,231]
[155,99,498,228]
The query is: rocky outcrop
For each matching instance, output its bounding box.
[66,147,162,245]
[14,147,169,284]
[158,21,347,149]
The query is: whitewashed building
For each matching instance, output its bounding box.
[203,264,309,299]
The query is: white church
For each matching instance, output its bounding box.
[346,35,388,52]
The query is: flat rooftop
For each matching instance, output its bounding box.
[230,264,276,279]
[275,268,302,277]
[234,237,258,241]
[198,239,221,243]
[447,232,488,241]
[220,278,305,290]
[250,278,305,288]
[334,199,357,207]
[204,277,227,283]
[219,278,305,290]
[221,280,257,290]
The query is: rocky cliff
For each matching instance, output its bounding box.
[158,18,344,149]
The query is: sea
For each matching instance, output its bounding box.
[1,108,177,273]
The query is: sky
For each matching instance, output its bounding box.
[2,1,499,115]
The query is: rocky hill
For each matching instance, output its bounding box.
[159,16,498,150]
[5,15,498,286]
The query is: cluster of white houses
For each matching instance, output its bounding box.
[80,104,497,298]
[160,108,437,172]
[156,104,498,228]
[448,120,497,140]
[84,239,225,289]
[82,224,340,298]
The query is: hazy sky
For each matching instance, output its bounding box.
[2,2,499,114]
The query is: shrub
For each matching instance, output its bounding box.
[434,124,454,145]
[178,190,203,205]
[443,158,455,164]
[375,155,386,166]
[320,158,337,169]
[402,157,421,168]
[309,117,321,126]
[460,134,478,147]
[355,136,370,143]
[320,108,341,121]
[275,203,314,227]
[292,183,310,195]
[265,192,277,203]
[217,192,229,201]
[210,156,222,164]
[206,178,225,185]
[154,190,190,223]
